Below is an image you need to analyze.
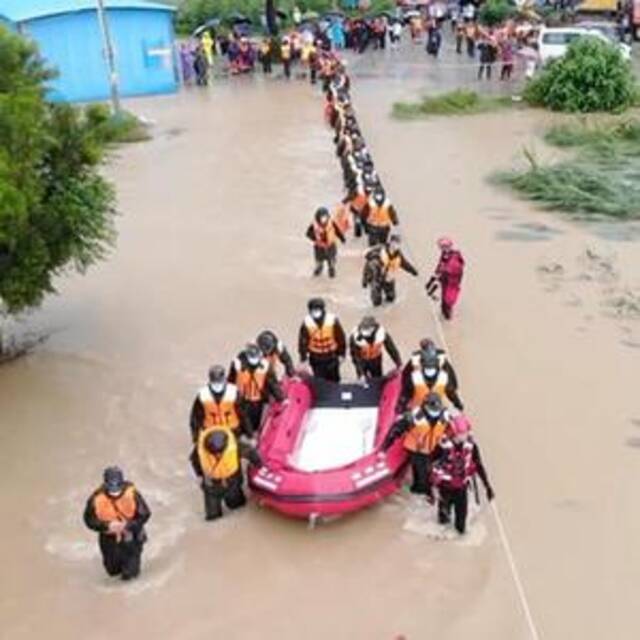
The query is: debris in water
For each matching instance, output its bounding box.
[537,262,564,275]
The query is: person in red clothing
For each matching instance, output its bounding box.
[306,206,346,278]
[432,414,494,535]
[426,236,465,319]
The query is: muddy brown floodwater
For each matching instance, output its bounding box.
[1,43,639,640]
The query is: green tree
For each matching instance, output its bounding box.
[478,0,515,27]
[0,27,116,321]
[524,37,636,113]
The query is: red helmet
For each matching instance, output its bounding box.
[437,236,454,250]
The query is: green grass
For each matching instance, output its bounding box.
[85,105,151,144]
[392,90,514,119]
[495,119,640,219]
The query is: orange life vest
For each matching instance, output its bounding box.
[332,204,351,235]
[234,358,269,402]
[199,384,240,430]
[305,313,338,355]
[403,411,447,454]
[351,189,367,214]
[352,326,385,361]
[93,485,137,523]
[380,248,402,278]
[409,368,449,409]
[197,426,240,481]
[367,198,393,228]
[313,221,337,249]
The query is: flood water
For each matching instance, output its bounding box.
[1,42,639,640]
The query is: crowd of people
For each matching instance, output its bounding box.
[82,44,494,584]
[179,3,544,87]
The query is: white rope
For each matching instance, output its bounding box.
[425,297,541,640]
[329,79,542,640]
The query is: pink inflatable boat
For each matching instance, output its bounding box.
[248,372,408,520]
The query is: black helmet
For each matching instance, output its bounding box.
[103,466,125,495]
[373,188,385,205]
[205,430,229,454]
[244,343,262,366]
[388,234,401,252]
[208,365,226,385]
[315,207,330,223]
[307,297,325,313]
[257,330,277,355]
[423,354,440,373]
[359,315,378,337]
[422,392,443,416]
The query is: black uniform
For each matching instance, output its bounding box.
[298,314,347,382]
[349,329,402,379]
[228,354,285,434]
[83,484,151,580]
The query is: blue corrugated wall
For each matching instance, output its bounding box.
[22,9,177,103]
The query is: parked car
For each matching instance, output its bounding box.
[537,27,632,64]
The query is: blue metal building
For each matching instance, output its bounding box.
[0,0,178,102]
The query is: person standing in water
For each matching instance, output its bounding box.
[298,297,346,382]
[433,414,494,535]
[349,316,402,379]
[306,206,346,278]
[426,237,465,320]
[83,467,151,581]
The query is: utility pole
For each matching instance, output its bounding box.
[96,0,121,114]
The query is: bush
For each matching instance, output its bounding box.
[478,0,515,27]
[524,37,636,113]
[392,90,513,118]
[0,27,117,314]
[85,104,151,144]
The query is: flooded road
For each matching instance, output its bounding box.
[1,42,639,639]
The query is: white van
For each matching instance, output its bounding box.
[537,27,631,64]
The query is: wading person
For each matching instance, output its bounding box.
[364,234,418,306]
[426,237,465,320]
[477,32,497,80]
[228,344,285,434]
[402,338,459,394]
[298,297,346,382]
[398,351,463,412]
[306,206,346,278]
[383,393,449,499]
[433,415,494,535]
[191,426,261,521]
[257,330,296,378]
[189,365,251,441]
[281,37,292,79]
[349,316,402,379]
[362,187,399,247]
[83,467,151,581]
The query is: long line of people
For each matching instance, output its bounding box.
[82,50,488,583]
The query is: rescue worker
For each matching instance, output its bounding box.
[332,200,352,237]
[363,234,418,306]
[426,237,465,320]
[298,297,346,382]
[382,393,449,498]
[281,37,292,79]
[306,206,346,278]
[433,415,494,534]
[189,365,251,442]
[361,187,399,247]
[257,330,296,378]
[228,343,285,434]
[258,37,273,74]
[349,316,402,379]
[402,338,459,394]
[398,352,464,412]
[191,425,261,521]
[83,467,151,581]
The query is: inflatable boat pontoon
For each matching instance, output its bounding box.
[249,372,408,519]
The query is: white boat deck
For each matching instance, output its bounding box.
[290,407,379,472]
